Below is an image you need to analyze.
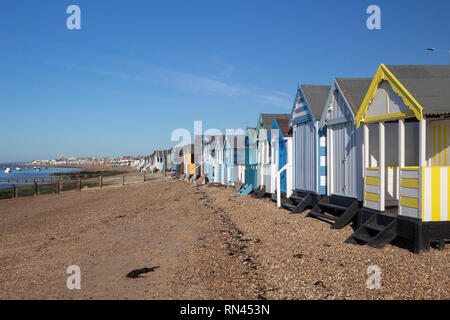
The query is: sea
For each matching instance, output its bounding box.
[0,164,81,188]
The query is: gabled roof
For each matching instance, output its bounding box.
[335,78,373,113]
[386,65,450,116]
[301,85,331,120]
[256,113,290,139]
[259,113,290,130]
[355,65,450,127]
[273,118,291,138]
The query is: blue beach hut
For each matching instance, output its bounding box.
[269,119,291,195]
[239,128,258,195]
[278,85,330,212]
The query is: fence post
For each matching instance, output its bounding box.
[78,178,82,191]
[122,175,125,186]
[34,183,38,196]
[12,185,16,199]
[99,176,103,189]
[143,174,146,182]
[37,183,40,196]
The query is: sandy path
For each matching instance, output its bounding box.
[0,177,247,299]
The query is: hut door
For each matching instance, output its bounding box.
[330,122,357,198]
[429,120,450,166]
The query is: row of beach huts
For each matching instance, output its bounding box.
[150,64,450,254]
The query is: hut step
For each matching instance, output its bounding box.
[237,184,253,196]
[271,192,287,203]
[346,213,398,248]
[317,202,348,212]
[252,186,266,199]
[307,207,338,221]
[307,197,360,229]
[281,198,296,210]
[290,192,317,214]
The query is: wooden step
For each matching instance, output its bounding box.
[290,192,317,214]
[282,202,296,210]
[307,197,360,229]
[308,209,338,222]
[346,212,398,249]
[365,224,385,232]
[352,232,373,244]
[253,186,266,199]
[290,195,305,202]
[317,201,348,212]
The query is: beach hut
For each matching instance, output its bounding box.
[224,133,246,186]
[269,118,294,204]
[202,134,223,183]
[210,135,225,184]
[162,150,171,171]
[279,85,331,213]
[347,64,450,252]
[238,128,258,195]
[157,151,165,171]
[236,138,246,185]
[170,147,180,172]
[202,135,215,182]
[182,144,198,177]
[255,114,290,197]
[310,78,372,229]
[165,150,172,171]
[176,147,185,175]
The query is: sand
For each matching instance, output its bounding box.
[0,176,448,300]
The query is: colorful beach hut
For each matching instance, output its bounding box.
[170,147,180,171]
[171,146,184,175]
[281,85,330,213]
[202,135,217,182]
[239,128,258,195]
[269,119,294,206]
[255,114,290,196]
[224,133,246,186]
[183,144,198,177]
[212,135,225,184]
[310,78,372,228]
[347,64,450,252]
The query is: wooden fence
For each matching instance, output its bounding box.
[0,174,152,200]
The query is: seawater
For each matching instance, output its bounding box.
[0,165,81,188]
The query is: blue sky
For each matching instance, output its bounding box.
[0,0,449,162]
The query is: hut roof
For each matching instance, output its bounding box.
[335,78,373,113]
[386,65,450,116]
[300,85,331,120]
[274,118,291,137]
[260,114,290,130]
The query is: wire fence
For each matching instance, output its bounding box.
[0,174,152,200]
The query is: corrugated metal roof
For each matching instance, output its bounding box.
[386,65,450,116]
[335,78,373,113]
[300,85,331,120]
